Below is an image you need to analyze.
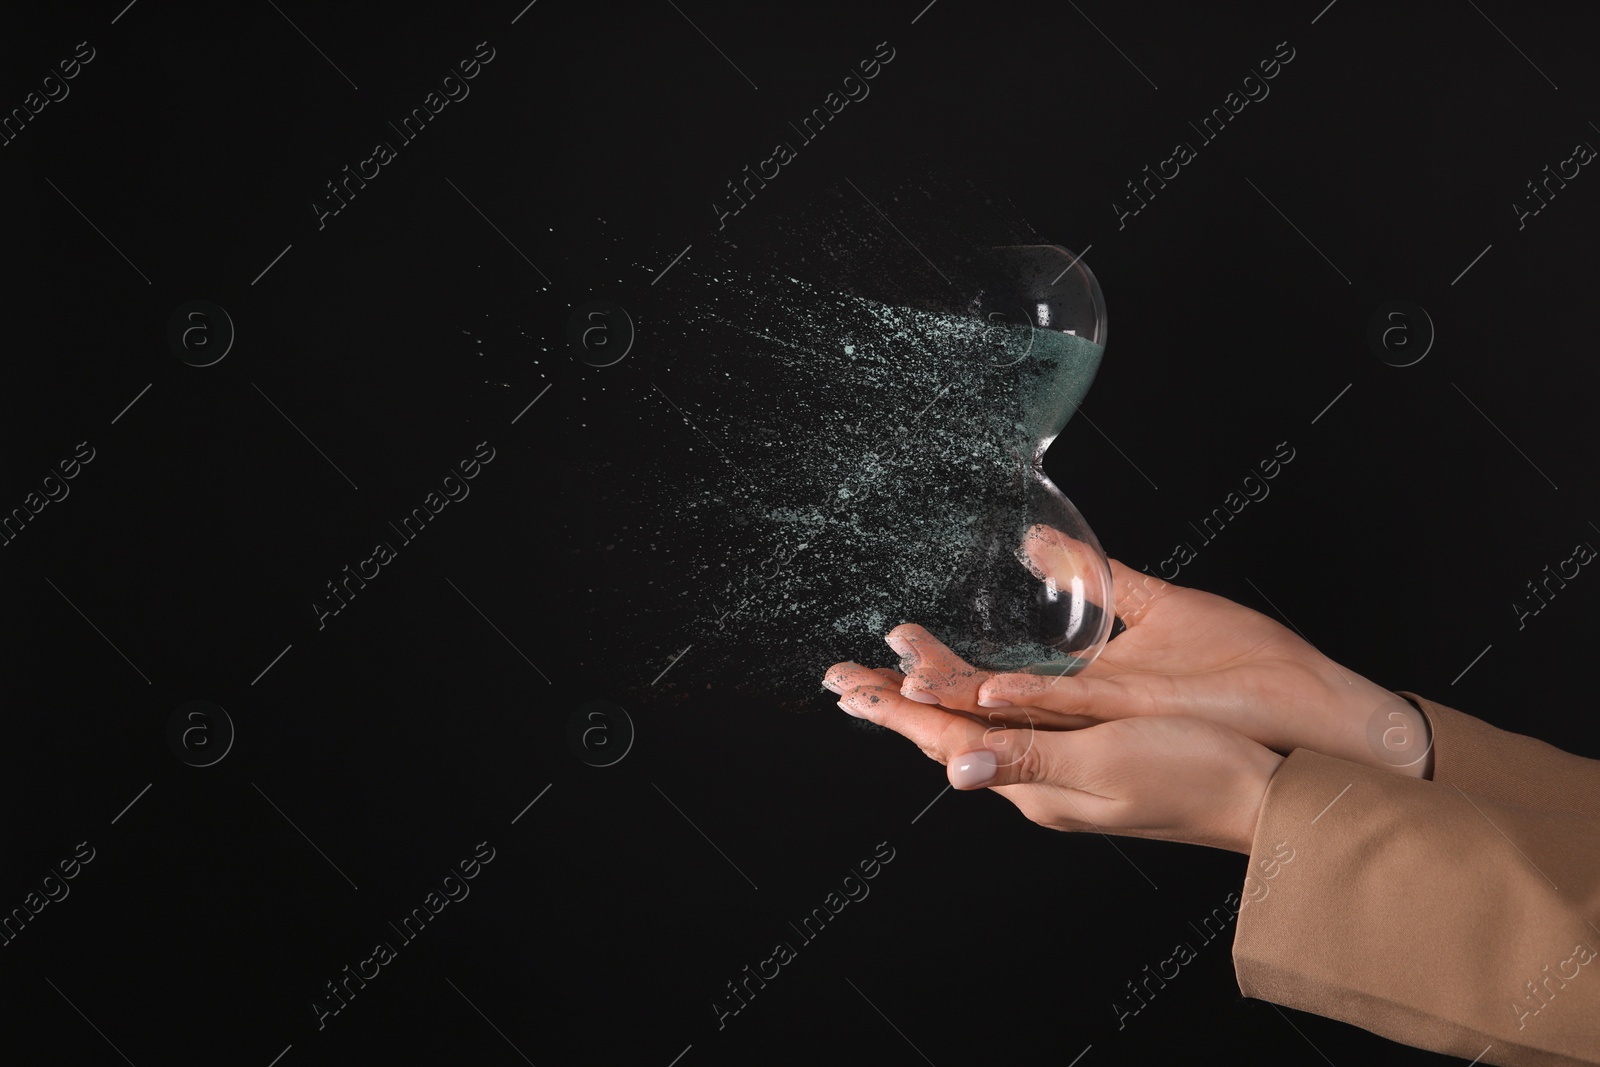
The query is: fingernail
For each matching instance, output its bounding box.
[821,676,843,694]
[977,697,1011,708]
[902,688,942,705]
[951,749,997,788]
[837,699,867,719]
[885,630,916,659]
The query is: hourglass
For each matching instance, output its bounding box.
[921,243,1120,676]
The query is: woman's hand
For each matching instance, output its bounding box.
[878,557,1432,778]
[824,660,1283,854]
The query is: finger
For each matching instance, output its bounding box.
[1017,526,1125,652]
[1017,523,1101,587]
[836,682,988,762]
[836,678,1067,789]
[840,682,1112,824]
[966,700,1101,731]
[975,670,1152,724]
[823,661,904,697]
[885,623,990,711]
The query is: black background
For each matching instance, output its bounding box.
[2,1,1597,1064]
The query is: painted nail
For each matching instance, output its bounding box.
[837,699,867,719]
[902,688,942,705]
[950,749,997,788]
[977,697,1012,708]
[821,676,844,694]
[884,630,916,659]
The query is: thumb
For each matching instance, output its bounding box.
[948,726,1074,790]
[1106,556,1178,625]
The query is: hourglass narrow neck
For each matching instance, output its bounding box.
[1009,329,1104,461]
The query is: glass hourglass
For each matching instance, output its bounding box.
[922,243,1118,676]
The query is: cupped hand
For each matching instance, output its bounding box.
[823,659,1283,854]
[878,557,1432,778]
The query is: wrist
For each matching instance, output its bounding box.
[1355,686,1434,778]
[1394,695,1435,779]
[1232,746,1285,855]
[1315,665,1428,777]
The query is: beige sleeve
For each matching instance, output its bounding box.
[1232,747,1600,1066]
[1399,692,1600,818]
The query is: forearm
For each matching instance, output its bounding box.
[1402,693,1600,819]
[1234,748,1600,1066]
